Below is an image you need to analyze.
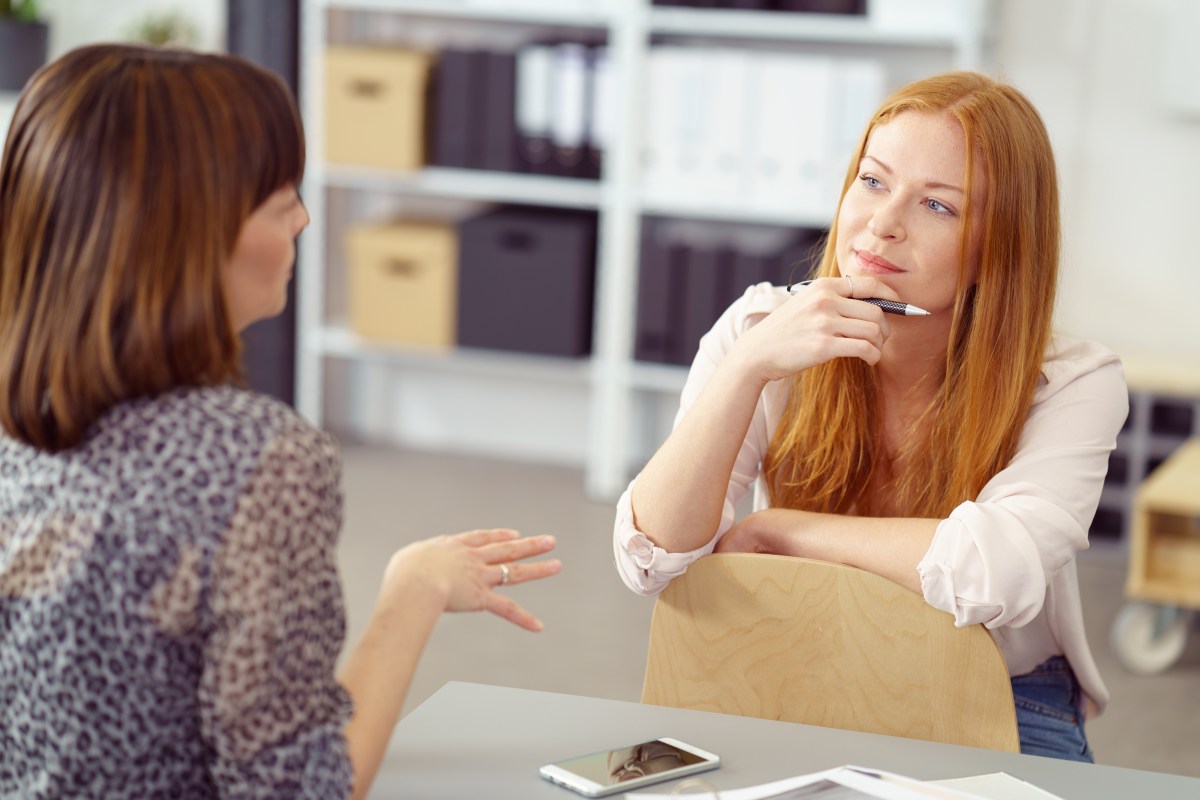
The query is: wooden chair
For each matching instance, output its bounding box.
[642,553,1019,752]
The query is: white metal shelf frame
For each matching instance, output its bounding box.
[296,0,991,499]
[650,6,961,46]
[319,0,614,27]
[321,164,604,209]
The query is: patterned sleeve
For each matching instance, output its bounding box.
[198,424,354,799]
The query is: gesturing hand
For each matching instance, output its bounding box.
[383,529,561,632]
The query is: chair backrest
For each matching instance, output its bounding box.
[642,553,1019,752]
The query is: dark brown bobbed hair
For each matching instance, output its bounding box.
[0,44,305,451]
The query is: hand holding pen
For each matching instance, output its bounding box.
[728,274,912,381]
[788,277,932,317]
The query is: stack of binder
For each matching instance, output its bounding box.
[657,0,864,11]
[651,1,866,12]
[642,48,884,218]
[635,219,825,366]
[429,41,609,179]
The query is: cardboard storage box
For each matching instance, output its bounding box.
[345,221,457,347]
[325,46,433,170]
[457,207,597,357]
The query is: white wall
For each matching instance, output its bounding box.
[1,1,224,179]
[994,0,1200,377]
[39,0,225,57]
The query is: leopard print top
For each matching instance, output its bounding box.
[0,385,353,798]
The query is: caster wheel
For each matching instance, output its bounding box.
[1111,602,1189,676]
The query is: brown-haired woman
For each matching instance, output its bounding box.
[614,71,1126,762]
[0,44,560,798]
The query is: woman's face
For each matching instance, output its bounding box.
[835,110,985,316]
[223,185,309,332]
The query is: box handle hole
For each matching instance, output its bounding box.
[499,230,536,251]
[382,258,419,277]
[349,79,384,98]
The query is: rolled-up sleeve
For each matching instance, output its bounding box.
[613,283,787,596]
[918,343,1127,629]
[613,481,726,595]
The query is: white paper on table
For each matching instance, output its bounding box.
[930,773,1066,800]
[626,765,995,800]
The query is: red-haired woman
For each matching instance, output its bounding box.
[0,44,560,799]
[614,71,1125,762]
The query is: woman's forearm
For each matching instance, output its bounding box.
[335,530,557,800]
[337,579,443,800]
[631,352,769,554]
[723,508,939,594]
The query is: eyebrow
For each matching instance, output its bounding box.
[860,155,965,195]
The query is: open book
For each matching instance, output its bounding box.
[627,765,1065,800]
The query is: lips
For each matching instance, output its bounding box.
[854,249,903,274]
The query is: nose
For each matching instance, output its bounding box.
[295,202,311,235]
[866,195,905,242]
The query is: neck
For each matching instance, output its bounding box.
[876,312,952,398]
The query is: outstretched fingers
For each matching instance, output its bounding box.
[479,534,558,567]
[491,556,562,588]
[454,528,521,548]
[484,591,546,632]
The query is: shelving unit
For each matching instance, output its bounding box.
[1091,358,1200,551]
[0,92,19,148]
[296,0,993,499]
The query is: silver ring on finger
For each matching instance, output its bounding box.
[845,275,854,295]
[499,563,511,586]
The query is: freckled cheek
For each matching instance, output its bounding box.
[834,206,866,264]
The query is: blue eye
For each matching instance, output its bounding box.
[859,174,882,189]
[926,198,953,215]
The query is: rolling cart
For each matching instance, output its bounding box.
[1111,439,1200,674]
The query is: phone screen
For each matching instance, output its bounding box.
[550,738,715,789]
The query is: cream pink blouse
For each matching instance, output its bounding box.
[613,283,1127,715]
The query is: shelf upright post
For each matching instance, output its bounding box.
[296,0,328,426]
[586,0,651,500]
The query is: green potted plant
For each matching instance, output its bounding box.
[0,0,49,92]
[128,10,198,48]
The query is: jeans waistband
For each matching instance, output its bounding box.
[1019,655,1073,678]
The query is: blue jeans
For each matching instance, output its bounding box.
[1011,656,1094,762]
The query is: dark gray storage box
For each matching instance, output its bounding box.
[457,207,597,357]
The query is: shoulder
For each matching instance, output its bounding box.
[704,282,790,350]
[732,282,791,327]
[102,385,339,478]
[1038,335,1126,395]
[1031,334,1128,422]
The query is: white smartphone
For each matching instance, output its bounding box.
[539,737,720,797]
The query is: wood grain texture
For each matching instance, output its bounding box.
[642,553,1019,752]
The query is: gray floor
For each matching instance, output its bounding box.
[333,441,1200,786]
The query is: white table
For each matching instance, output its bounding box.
[371,681,1200,799]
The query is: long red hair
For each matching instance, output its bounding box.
[764,72,1059,517]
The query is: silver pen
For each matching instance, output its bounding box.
[788,279,932,317]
